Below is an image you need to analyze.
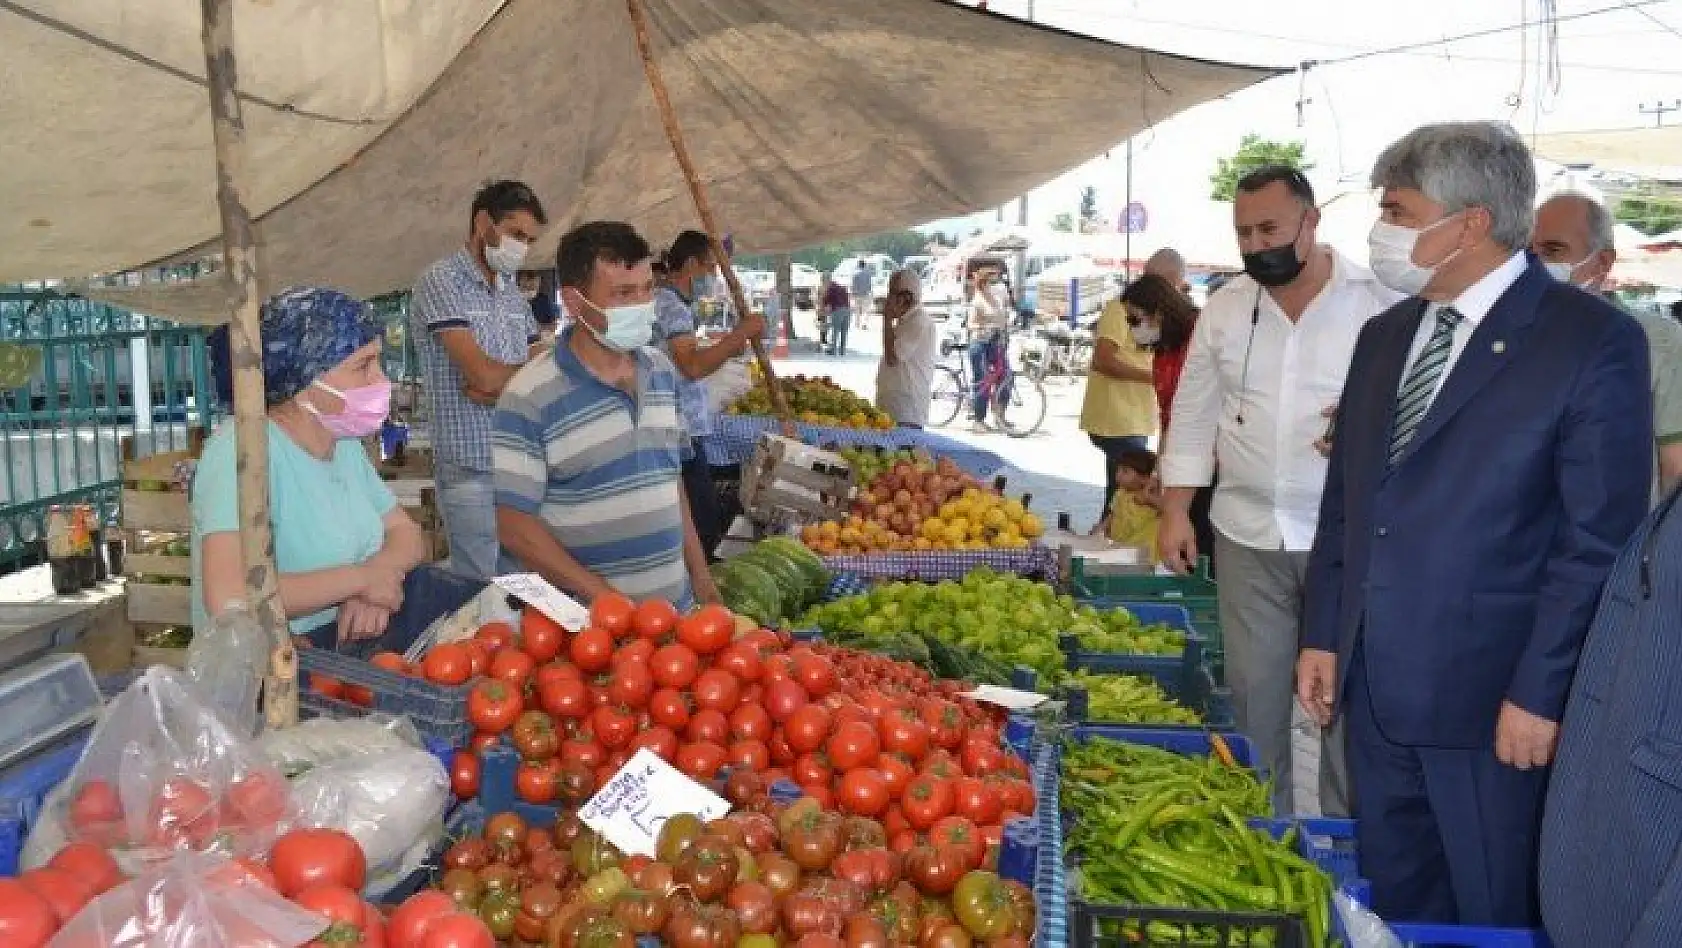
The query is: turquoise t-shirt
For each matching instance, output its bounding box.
[190,421,397,635]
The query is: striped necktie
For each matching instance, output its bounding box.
[1389,304,1464,465]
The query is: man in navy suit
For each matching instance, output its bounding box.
[1298,121,1652,926]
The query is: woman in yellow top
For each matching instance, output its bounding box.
[1094,446,1163,552]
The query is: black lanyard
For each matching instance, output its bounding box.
[1234,290,1262,425]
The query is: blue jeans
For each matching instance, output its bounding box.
[968,335,1004,422]
[435,461,516,580]
[828,308,851,355]
[303,564,484,657]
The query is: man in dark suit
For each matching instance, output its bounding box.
[1299,121,1652,926]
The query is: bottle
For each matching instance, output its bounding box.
[70,506,98,588]
[88,507,108,582]
[45,506,79,595]
[104,511,124,577]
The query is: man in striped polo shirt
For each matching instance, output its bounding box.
[492,221,720,607]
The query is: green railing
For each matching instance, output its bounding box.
[0,287,217,573]
[371,291,421,384]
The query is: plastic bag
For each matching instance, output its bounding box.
[407,583,517,659]
[257,714,422,776]
[285,744,449,881]
[1334,891,1405,948]
[28,666,290,874]
[186,601,270,740]
[48,852,326,948]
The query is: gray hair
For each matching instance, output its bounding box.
[1370,121,1536,251]
[1541,192,1615,253]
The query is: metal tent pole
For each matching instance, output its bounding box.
[199,0,296,727]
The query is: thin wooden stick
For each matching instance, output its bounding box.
[200,0,295,729]
[624,0,792,423]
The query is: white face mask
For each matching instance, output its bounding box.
[1544,256,1594,287]
[1368,215,1465,296]
[1129,323,1161,346]
[484,233,528,276]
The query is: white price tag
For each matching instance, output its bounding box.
[492,573,590,631]
[962,685,1050,711]
[1084,547,1142,566]
[577,749,731,857]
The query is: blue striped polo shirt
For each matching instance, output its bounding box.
[492,328,693,607]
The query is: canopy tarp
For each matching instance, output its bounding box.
[1,0,1281,323]
[1529,125,1682,176]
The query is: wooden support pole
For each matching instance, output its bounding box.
[199,0,296,729]
[624,0,792,423]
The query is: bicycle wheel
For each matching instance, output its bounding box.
[993,374,1047,438]
[929,365,966,428]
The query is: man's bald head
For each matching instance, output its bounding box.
[1532,192,1617,290]
[1143,248,1187,290]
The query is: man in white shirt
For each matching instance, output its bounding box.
[1159,165,1400,816]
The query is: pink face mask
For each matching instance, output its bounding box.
[303,379,391,438]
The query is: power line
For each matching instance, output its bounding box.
[1620,0,1682,39]
[1309,0,1670,66]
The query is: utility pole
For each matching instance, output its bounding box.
[1123,137,1133,284]
[1640,100,1681,127]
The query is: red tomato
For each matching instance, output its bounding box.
[606,663,655,709]
[539,676,591,720]
[692,669,741,713]
[876,753,915,797]
[631,725,680,761]
[879,711,931,760]
[588,593,637,639]
[489,649,536,690]
[952,777,1003,826]
[389,891,455,948]
[226,771,289,827]
[475,621,515,653]
[631,599,680,640]
[836,768,890,816]
[271,827,367,897]
[463,641,491,678]
[791,753,834,787]
[763,679,809,723]
[728,739,771,771]
[149,777,214,843]
[48,841,121,896]
[676,605,734,655]
[800,783,833,809]
[293,882,364,926]
[769,729,796,766]
[515,760,558,804]
[520,609,566,662]
[19,866,93,924]
[960,738,1006,777]
[419,912,497,948]
[791,653,838,698]
[785,704,834,754]
[569,627,615,672]
[421,643,473,686]
[449,751,481,798]
[614,637,656,670]
[901,774,955,830]
[592,704,638,749]
[641,638,697,685]
[68,779,123,842]
[561,737,606,770]
[675,742,727,781]
[466,680,523,733]
[370,651,409,675]
[310,674,345,699]
[729,703,773,742]
[921,699,965,750]
[342,684,376,708]
[649,687,692,730]
[0,878,59,947]
[826,720,881,771]
[714,642,763,683]
[929,816,985,871]
[685,708,730,745]
[469,732,500,753]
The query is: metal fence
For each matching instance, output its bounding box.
[0,287,217,573]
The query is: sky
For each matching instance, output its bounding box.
[922,0,1682,264]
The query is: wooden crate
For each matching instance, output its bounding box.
[118,434,202,534]
[126,582,191,627]
[740,433,853,527]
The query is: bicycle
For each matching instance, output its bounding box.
[1026,323,1094,383]
[929,332,1048,437]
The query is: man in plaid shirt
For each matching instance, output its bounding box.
[410,181,547,579]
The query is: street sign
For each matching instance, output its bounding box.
[1119,202,1149,234]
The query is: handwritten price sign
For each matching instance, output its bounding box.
[492,573,590,631]
[577,749,730,857]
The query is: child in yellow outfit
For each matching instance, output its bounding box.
[1094,447,1162,552]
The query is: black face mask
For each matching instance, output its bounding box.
[1242,242,1304,287]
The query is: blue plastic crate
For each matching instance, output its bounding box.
[1251,816,1361,888]
[477,743,563,827]
[1066,724,1258,771]
[0,732,90,876]
[1060,675,1228,729]
[1387,923,1553,947]
[1031,740,1068,948]
[297,693,458,775]
[298,648,472,745]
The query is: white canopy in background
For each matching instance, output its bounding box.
[0,0,1281,323]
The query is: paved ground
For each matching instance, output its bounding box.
[771,307,1113,534]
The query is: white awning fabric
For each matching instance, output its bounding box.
[0,0,1281,323]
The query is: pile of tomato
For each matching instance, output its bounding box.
[425,794,1035,948]
[360,593,1036,841]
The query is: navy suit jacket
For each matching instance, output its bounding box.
[1302,256,1652,747]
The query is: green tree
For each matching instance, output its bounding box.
[1614,187,1682,236]
[1209,134,1313,201]
[1050,212,1075,233]
[734,228,934,275]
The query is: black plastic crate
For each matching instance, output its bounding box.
[1071,899,1306,948]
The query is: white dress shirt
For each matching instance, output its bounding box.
[1399,251,1528,414]
[1161,248,1402,551]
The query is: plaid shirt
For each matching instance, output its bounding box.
[410,249,537,470]
[652,286,713,440]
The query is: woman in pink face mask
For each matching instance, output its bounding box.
[193,287,484,656]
